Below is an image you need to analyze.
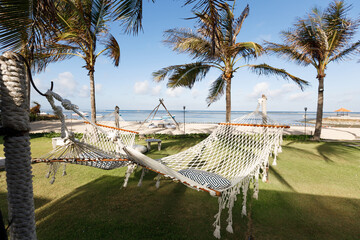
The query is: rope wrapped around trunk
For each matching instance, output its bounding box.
[0,52,37,239]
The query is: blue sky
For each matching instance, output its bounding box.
[32,0,360,113]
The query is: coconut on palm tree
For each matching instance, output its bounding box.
[265,0,360,140]
[153,3,308,122]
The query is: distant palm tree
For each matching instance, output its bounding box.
[265,0,360,140]
[53,0,121,123]
[153,3,308,122]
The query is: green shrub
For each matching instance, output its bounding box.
[282,134,312,141]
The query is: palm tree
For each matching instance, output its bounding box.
[0,2,61,239]
[265,0,360,140]
[52,0,121,123]
[115,0,233,54]
[153,3,308,122]
[53,0,232,123]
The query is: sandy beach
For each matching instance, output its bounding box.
[30,119,360,141]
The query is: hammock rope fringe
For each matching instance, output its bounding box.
[121,98,287,238]
[33,90,138,185]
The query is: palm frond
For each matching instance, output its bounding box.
[324,0,359,52]
[265,41,312,67]
[113,0,154,35]
[186,0,229,54]
[218,3,233,45]
[164,28,216,61]
[0,0,58,55]
[206,75,225,106]
[232,4,249,41]
[249,63,309,90]
[32,43,76,72]
[329,40,360,62]
[152,62,211,89]
[102,34,120,66]
[91,0,112,34]
[231,41,263,60]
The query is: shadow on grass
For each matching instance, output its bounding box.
[269,166,296,192]
[283,141,335,163]
[0,192,51,224]
[33,175,360,240]
[284,141,359,164]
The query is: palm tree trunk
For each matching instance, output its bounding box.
[313,75,325,140]
[0,52,37,239]
[225,78,231,122]
[89,70,96,123]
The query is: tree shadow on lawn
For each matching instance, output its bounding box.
[283,141,334,163]
[0,192,51,225]
[34,175,360,240]
[284,141,359,164]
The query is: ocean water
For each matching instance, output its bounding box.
[58,109,360,126]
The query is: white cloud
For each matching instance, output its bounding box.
[248,82,301,100]
[289,92,312,101]
[248,82,270,98]
[96,84,103,93]
[191,89,201,98]
[79,85,89,98]
[166,87,184,97]
[47,72,77,97]
[134,81,149,94]
[151,85,162,96]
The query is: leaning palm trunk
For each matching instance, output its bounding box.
[0,52,37,239]
[89,70,97,123]
[225,77,231,122]
[314,75,325,140]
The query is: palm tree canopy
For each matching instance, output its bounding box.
[54,0,121,70]
[0,0,67,71]
[0,0,58,52]
[265,0,360,71]
[154,3,308,106]
[114,0,234,54]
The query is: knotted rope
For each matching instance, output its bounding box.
[0,52,37,239]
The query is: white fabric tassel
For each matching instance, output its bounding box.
[226,223,233,234]
[213,197,224,239]
[62,163,67,176]
[226,188,236,234]
[253,171,259,200]
[272,145,278,166]
[45,163,52,178]
[213,225,221,239]
[242,179,250,216]
[123,164,136,188]
[261,162,268,182]
[272,154,277,166]
[137,168,146,187]
[155,174,161,188]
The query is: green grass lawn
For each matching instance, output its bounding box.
[0,135,359,240]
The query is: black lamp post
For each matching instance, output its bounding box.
[304,107,307,136]
[183,106,186,133]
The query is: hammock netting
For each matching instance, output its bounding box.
[32,91,137,184]
[122,103,288,238]
[32,90,287,239]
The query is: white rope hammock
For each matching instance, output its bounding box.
[32,90,138,184]
[121,100,288,239]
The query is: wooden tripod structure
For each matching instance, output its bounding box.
[138,99,180,130]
